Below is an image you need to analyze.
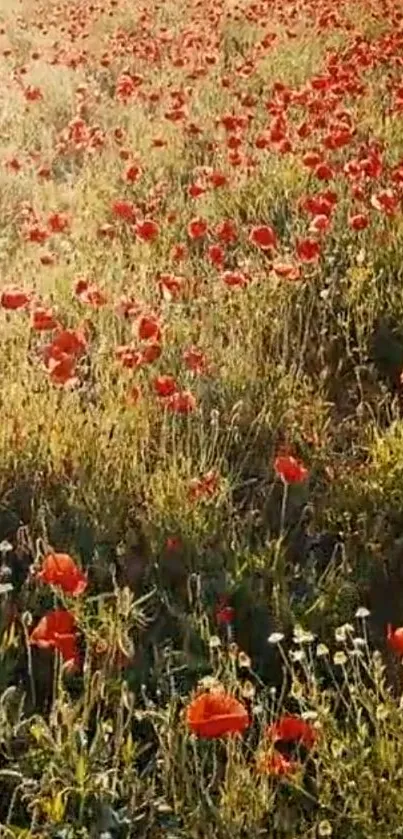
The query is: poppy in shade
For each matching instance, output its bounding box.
[30,609,79,667]
[37,552,87,596]
[266,714,317,749]
[186,691,249,738]
[387,624,403,656]
[274,455,308,484]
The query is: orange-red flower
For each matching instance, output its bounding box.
[249,224,277,250]
[31,306,58,331]
[266,715,317,749]
[30,609,79,667]
[1,286,31,310]
[153,375,178,398]
[186,691,249,738]
[274,455,308,484]
[37,552,87,596]
[387,624,403,656]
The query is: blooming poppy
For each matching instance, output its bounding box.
[1,286,30,310]
[182,347,208,374]
[137,314,161,342]
[272,262,301,281]
[135,219,159,242]
[111,199,137,222]
[31,307,58,331]
[215,596,235,625]
[274,455,308,484]
[125,164,142,184]
[266,715,317,749]
[30,609,79,667]
[37,552,87,596]
[44,328,87,361]
[188,218,208,239]
[48,212,70,233]
[186,691,249,738]
[348,213,369,231]
[115,345,143,370]
[189,470,219,500]
[296,238,321,263]
[153,375,178,398]
[249,225,277,250]
[166,390,196,414]
[47,353,78,387]
[387,624,403,656]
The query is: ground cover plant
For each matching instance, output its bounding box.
[3,0,403,834]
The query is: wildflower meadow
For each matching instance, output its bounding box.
[2,0,403,835]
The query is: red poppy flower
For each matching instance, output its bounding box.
[37,552,87,596]
[135,219,159,242]
[215,596,235,625]
[296,238,321,263]
[25,225,49,244]
[215,219,238,243]
[249,225,277,250]
[31,307,58,331]
[348,213,369,231]
[170,243,188,262]
[48,212,70,233]
[76,282,107,308]
[138,314,161,342]
[222,270,249,288]
[256,751,298,776]
[272,262,301,281]
[207,243,225,267]
[189,469,219,500]
[371,190,399,215]
[166,390,196,414]
[188,217,208,239]
[115,345,143,370]
[124,164,142,184]
[141,343,162,364]
[153,375,178,398]
[45,328,87,360]
[47,353,78,387]
[387,624,403,656]
[309,214,331,233]
[30,609,79,667]
[186,691,249,738]
[1,286,31,310]
[266,715,317,749]
[182,347,208,374]
[274,455,308,484]
[111,199,137,222]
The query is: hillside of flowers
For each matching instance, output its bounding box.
[2,0,403,835]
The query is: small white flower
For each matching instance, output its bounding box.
[268,632,285,645]
[333,651,347,666]
[0,540,12,554]
[335,623,354,643]
[355,606,370,620]
[318,820,332,837]
[316,643,329,658]
[209,635,221,649]
[352,636,366,648]
[290,649,306,663]
[293,625,315,645]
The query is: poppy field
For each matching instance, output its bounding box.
[3,0,403,834]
